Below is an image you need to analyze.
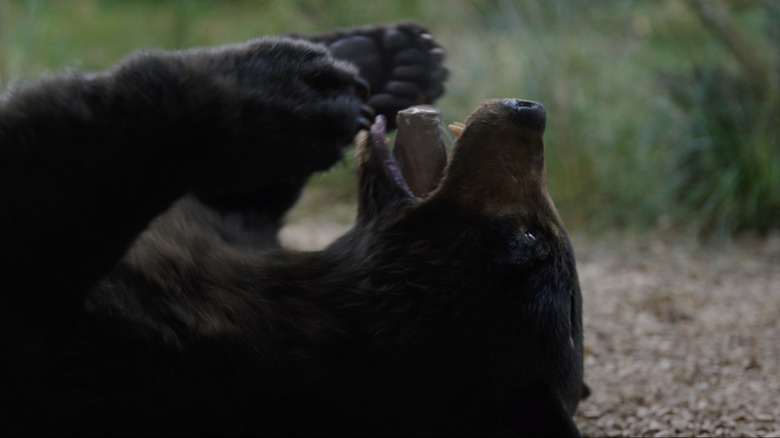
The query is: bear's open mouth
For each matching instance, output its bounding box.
[369,106,463,200]
[369,116,412,197]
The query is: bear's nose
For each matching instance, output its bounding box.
[502,98,546,132]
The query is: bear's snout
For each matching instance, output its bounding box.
[502,98,546,132]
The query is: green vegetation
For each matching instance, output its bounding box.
[1,0,776,238]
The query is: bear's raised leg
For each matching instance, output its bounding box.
[197,22,449,243]
[0,36,369,313]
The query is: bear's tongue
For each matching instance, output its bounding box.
[391,106,449,198]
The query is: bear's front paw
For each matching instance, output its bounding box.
[188,37,375,192]
[297,22,448,130]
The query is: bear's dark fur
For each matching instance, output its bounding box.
[0,22,585,437]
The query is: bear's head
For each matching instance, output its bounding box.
[328,99,585,426]
[356,99,563,235]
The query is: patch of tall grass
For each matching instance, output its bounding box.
[654,1,779,238]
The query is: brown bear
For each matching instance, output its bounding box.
[0,23,585,437]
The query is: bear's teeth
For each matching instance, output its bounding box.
[448,122,464,137]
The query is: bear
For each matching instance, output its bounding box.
[0,23,586,437]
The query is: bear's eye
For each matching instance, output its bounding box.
[502,229,544,266]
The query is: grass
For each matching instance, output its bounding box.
[1,0,776,238]
[651,1,780,238]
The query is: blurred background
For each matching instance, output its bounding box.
[1,0,777,240]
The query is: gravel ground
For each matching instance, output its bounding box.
[572,233,780,437]
[281,220,780,437]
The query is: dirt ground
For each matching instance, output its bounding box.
[281,214,780,437]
